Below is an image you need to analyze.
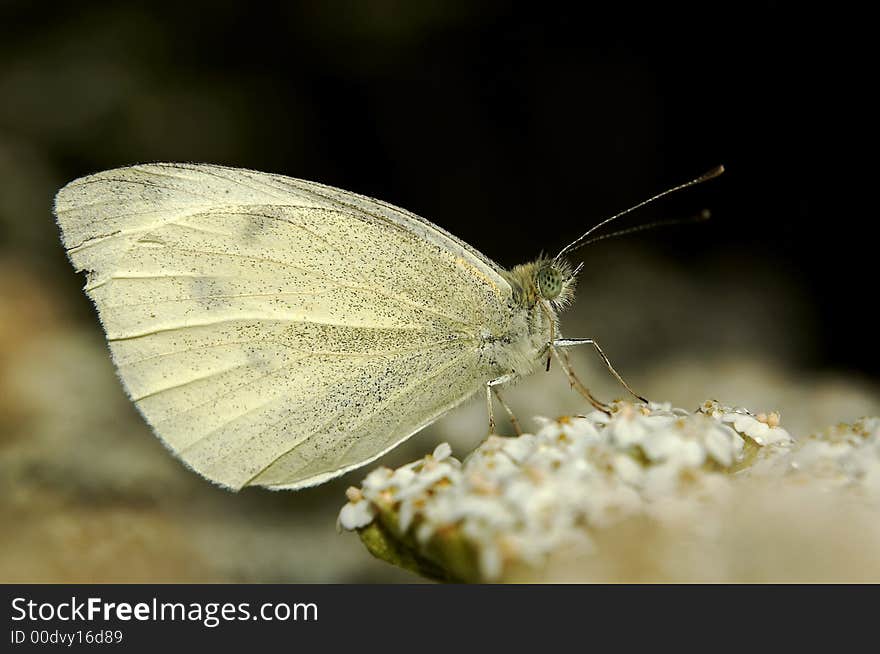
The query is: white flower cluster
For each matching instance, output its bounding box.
[340,400,801,581]
[759,417,880,497]
[698,400,792,447]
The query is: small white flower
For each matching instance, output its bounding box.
[713,405,792,446]
[703,422,742,467]
[612,453,644,485]
[432,442,453,461]
[362,466,395,493]
[532,416,565,440]
[338,487,377,530]
[641,429,704,467]
[389,466,417,490]
[501,433,537,463]
[559,416,603,441]
[395,461,461,501]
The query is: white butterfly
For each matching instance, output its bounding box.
[54,163,720,490]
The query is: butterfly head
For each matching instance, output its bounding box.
[532,257,580,309]
[503,257,577,310]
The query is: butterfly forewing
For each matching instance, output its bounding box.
[54,163,512,489]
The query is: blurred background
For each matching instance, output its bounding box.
[1,1,877,582]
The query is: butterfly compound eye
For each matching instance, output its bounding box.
[536,265,563,300]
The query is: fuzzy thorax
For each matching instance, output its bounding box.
[474,257,579,382]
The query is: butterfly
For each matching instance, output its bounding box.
[54,163,721,490]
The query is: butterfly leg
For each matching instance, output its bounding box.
[553,338,648,404]
[485,385,496,434]
[547,344,612,412]
[486,374,518,435]
[539,300,556,372]
[491,387,523,436]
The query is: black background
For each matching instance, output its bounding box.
[2,1,876,375]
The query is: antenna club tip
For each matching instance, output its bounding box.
[700,165,725,182]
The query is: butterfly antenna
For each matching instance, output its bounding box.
[554,165,724,261]
[567,209,711,249]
